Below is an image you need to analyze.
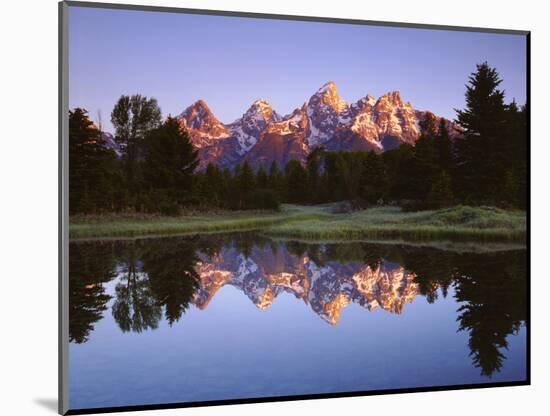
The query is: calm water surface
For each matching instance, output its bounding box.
[69,233,527,410]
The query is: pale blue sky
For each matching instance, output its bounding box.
[69,6,527,133]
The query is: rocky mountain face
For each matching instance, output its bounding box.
[173,81,459,170]
[193,242,418,325]
[177,99,230,146]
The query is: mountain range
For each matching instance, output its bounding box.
[174,81,460,170]
[101,81,460,170]
[193,242,418,325]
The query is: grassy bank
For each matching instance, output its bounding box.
[267,205,526,242]
[69,208,324,240]
[70,204,526,243]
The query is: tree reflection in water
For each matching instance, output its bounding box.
[69,242,116,343]
[142,238,200,325]
[453,253,526,377]
[69,234,526,377]
[111,243,162,333]
[110,238,201,331]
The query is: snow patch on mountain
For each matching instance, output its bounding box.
[267,109,305,136]
[228,99,282,154]
[228,124,256,155]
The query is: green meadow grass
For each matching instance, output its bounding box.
[69,209,324,240]
[266,205,526,242]
[69,204,526,243]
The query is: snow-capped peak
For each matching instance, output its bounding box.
[304,81,350,148]
[243,99,281,123]
[309,81,349,113]
[228,98,282,155]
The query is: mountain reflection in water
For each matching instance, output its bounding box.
[69,233,526,378]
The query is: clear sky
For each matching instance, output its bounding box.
[69,6,527,133]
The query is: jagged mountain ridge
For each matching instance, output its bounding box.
[175,81,460,170]
[193,243,418,325]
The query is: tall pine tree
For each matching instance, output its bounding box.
[143,116,198,206]
[256,162,268,189]
[306,146,324,203]
[284,160,309,204]
[359,151,388,204]
[454,62,507,203]
[69,108,118,214]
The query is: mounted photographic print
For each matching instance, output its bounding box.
[59,1,530,414]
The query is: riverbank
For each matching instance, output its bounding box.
[69,204,526,243]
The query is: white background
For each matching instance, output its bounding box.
[1,0,548,415]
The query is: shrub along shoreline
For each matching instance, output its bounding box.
[69,204,526,244]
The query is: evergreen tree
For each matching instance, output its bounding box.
[419,111,438,139]
[324,152,348,201]
[516,104,528,209]
[69,108,118,214]
[502,169,519,206]
[190,172,208,207]
[284,160,309,203]
[256,162,268,189]
[267,161,282,194]
[220,168,233,208]
[429,171,454,208]
[414,138,439,198]
[503,101,527,208]
[239,161,255,193]
[411,112,441,200]
[203,162,223,206]
[143,116,198,207]
[454,62,507,203]
[359,152,388,204]
[456,63,506,137]
[383,145,415,201]
[306,146,324,202]
[436,118,454,171]
[233,163,242,177]
[235,160,255,208]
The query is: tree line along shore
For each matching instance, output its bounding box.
[69,63,527,241]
